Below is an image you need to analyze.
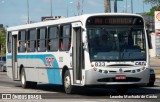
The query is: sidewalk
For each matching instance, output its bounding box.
[150,57,160,80]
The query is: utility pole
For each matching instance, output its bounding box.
[125,0,128,13]
[114,0,117,13]
[27,0,30,24]
[51,0,53,16]
[104,0,111,13]
[131,0,133,13]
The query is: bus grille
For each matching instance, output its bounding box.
[97,77,141,82]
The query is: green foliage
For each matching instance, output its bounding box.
[144,0,160,15]
[0,28,6,55]
[145,6,160,15]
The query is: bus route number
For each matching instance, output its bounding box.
[95,62,105,67]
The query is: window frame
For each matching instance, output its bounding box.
[47,26,59,51]
[27,28,37,52]
[59,24,72,51]
[18,30,26,53]
[7,32,12,53]
[37,27,47,52]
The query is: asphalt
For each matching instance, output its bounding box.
[150,57,160,79]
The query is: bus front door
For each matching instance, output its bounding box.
[73,27,83,84]
[12,32,18,80]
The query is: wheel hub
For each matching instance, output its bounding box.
[65,76,70,89]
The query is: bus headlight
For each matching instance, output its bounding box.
[142,66,146,70]
[93,67,97,71]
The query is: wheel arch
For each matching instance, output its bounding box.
[19,64,24,79]
[62,65,71,85]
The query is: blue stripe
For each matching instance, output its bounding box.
[7,54,62,85]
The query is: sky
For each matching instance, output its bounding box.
[0,0,155,27]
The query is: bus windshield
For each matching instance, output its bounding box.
[87,25,146,61]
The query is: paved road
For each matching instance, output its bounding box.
[0,72,160,102]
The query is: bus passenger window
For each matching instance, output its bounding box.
[59,25,71,51]
[48,26,59,51]
[7,32,12,53]
[18,30,26,52]
[28,29,37,52]
[37,28,46,52]
[26,41,29,51]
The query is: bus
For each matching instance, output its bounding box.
[7,13,152,94]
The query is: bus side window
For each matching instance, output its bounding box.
[38,28,46,52]
[59,25,71,51]
[48,26,59,51]
[7,32,12,53]
[28,29,37,52]
[18,30,26,52]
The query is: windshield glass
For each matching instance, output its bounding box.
[87,26,146,61]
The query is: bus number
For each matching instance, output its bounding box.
[95,62,105,67]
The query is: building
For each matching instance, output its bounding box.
[138,13,155,32]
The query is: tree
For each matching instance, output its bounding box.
[0,28,6,55]
[144,0,160,15]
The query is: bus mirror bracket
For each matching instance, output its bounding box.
[83,36,88,50]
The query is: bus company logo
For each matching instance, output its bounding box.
[119,68,123,73]
[45,57,54,67]
[156,13,160,21]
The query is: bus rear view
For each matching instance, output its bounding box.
[85,15,150,93]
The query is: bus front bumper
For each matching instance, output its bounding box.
[84,69,150,86]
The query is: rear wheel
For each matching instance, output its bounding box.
[20,68,37,88]
[63,70,74,94]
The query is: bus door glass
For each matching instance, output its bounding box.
[12,31,18,80]
[73,26,83,84]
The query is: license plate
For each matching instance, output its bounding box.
[115,75,126,80]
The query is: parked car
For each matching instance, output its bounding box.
[0,56,6,72]
[1,63,6,72]
[147,68,155,87]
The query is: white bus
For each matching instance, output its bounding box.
[7,13,152,94]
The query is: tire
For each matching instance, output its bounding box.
[30,82,37,89]
[116,87,128,94]
[20,68,32,88]
[147,82,154,87]
[63,70,74,94]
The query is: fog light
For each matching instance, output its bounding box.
[132,70,136,73]
[104,70,108,74]
[142,66,146,70]
[99,69,102,73]
[93,67,97,71]
[137,69,141,72]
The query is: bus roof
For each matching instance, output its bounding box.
[7,13,143,31]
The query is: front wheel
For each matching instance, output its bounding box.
[63,70,74,94]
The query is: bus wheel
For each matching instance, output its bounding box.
[116,87,128,94]
[30,82,37,89]
[63,70,74,94]
[20,68,30,88]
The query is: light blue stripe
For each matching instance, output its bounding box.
[7,54,62,85]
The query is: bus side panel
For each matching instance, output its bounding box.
[18,54,62,84]
[6,55,13,79]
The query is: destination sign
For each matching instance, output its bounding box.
[86,16,144,26]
